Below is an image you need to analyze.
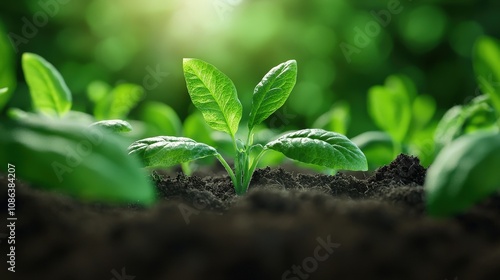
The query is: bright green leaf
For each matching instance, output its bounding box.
[248,60,297,131]
[265,129,367,171]
[87,80,111,104]
[90,119,133,133]
[183,58,242,137]
[425,132,500,216]
[0,118,155,205]
[22,53,72,117]
[94,83,144,120]
[129,136,218,168]
[473,36,500,114]
[368,76,412,142]
[0,88,7,95]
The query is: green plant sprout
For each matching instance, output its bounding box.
[129,59,368,195]
[425,36,500,216]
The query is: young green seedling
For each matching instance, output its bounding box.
[129,59,368,195]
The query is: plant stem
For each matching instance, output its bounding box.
[241,148,267,193]
[214,153,238,191]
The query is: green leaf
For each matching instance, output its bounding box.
[312,101,350,135]
[90,120,133,133]
[140,101,182,136]
[248,60,297,131]
[265,129,368,171]
[129,136,218,168]
[0,23,16,111]
[368,75,412,142]
[0,118,155,205]
[22,53,72,117]
[94,83,144,120]
[0,88,7,95]
[183,58,242,137]
[425,132,500,216]
[473,36,500,114]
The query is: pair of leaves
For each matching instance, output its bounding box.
[183,58,297,138]
[129,129,367,172]
[0,117,155,205]
[92,82,144,120]
[425,132,500,216]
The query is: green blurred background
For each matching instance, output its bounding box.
[1,0,500,137]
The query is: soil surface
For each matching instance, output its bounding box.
[1,154,500,280]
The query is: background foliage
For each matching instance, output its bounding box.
[1,0,500,155]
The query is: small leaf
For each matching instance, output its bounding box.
[90,120,133,133]
[0,87,7,95]
[265,129,367,171]
[473,36,500,113]
[425,132,500,216]
[94,83,144,120]
[183,58,242,137]
[22,53,72,117]
[129,136,218,168]
[368,75,412,142]
[248,60,297,131]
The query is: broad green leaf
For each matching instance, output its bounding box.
[94,83,144,120]
[312,101,350,135]
[248,60,297,131]
[368,76,412,142]
[352,131,394,170]
[183,58,242,137]
[265,129,367,171]
[425,132,500,216]
[140,101,182,136]
[129,136,218,168]
[0,23,16,111]
[90,120,133,133]
[473,36,500,113]
[0,118,155,205]
[22,53,72,116]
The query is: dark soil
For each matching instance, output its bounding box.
[1,154,500,280]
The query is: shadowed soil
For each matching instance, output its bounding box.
[1,154,500,280]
